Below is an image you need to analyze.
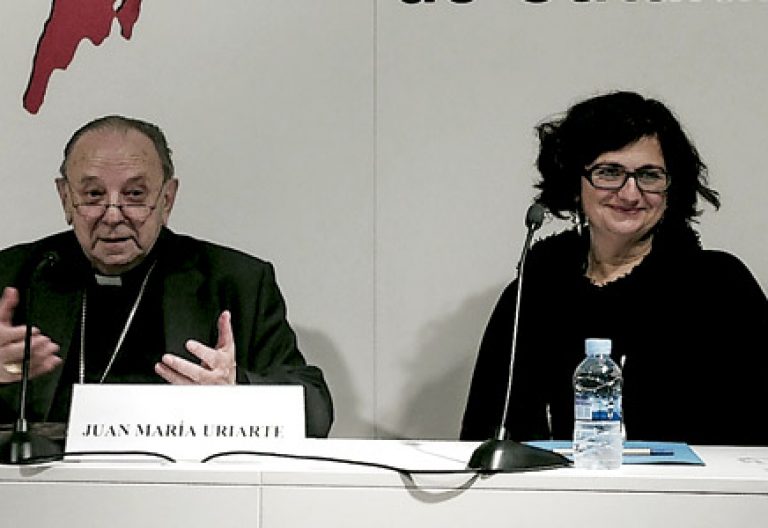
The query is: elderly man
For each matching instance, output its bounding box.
[0,116,333,437]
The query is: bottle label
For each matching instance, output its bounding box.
[574,395,622,422]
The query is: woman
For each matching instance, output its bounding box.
[461,91,768,445]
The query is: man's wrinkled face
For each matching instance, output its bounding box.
[56,128,178,275]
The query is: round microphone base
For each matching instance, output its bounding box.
[468,439,571,473]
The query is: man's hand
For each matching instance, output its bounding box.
[155,310,237,385]
[0,287,61,383]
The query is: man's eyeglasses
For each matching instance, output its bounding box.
[584,164,670,194]
[68,182,165,222]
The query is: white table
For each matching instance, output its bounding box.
[1,440,766,527]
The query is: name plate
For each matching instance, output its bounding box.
[66,384,305,461]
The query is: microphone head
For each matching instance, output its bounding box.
[43,251,60,266]
[525,202,546,231]
[34,251,60,274]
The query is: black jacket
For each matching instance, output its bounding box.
[0,228,333,437]
[461,223,768,445]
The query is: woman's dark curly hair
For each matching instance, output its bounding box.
[534,91,720,226]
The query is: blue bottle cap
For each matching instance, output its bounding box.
[585,338,612,356]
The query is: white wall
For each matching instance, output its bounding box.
[1,1,766,439]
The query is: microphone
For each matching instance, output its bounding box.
[0,251,63,464]
[525,202,546,231]
[468,202,570,472]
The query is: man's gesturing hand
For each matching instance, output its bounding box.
[0,287,61,383]
[155,310,237,385]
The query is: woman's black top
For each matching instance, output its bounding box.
[461,223,768,445]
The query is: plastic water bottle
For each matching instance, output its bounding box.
[572,338,623,469]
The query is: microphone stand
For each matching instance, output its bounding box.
[468,203,570,472]
[0,253,62,464]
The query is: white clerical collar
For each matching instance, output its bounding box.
[94,274,122,287]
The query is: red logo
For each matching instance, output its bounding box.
[23,0,143,114]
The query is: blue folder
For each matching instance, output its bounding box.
[526,440,704,465]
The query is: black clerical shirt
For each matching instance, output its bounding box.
[47,251,165,423]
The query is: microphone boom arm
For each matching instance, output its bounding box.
[0,251,62,464]
[467,202,570,472]
[495,225,536,441]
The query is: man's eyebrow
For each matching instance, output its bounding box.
[123,175,150,185]
[76,175,150,185]
[77,176,101,184]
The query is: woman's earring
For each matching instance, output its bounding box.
[572,197,585,235]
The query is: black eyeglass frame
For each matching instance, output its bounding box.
[66,180,167,222]
[583,163,670,194]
